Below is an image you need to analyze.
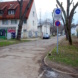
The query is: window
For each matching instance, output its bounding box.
[0,10,3,15]
[2,20,8,25]
[33,21,34,26]
[33,11,34,17]
[11,20,17,24]
[23,29,27,32]
[23,19,27,24]
[8,10,15,15]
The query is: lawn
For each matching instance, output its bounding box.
[48,36,78,67]
[0,39,30,47]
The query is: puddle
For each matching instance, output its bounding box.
[39,70,58,78]
[38,58,58,78]
[44,70,57,78]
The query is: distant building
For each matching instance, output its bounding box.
[38,22,51,37]
[76,25,78,37]
[0,0,38,39]
[71,26,77,36]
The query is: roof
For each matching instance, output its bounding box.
[0,0,34,19]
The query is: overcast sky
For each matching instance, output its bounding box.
[0,0,78,24]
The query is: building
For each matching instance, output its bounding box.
[76,25,78,37]
[38,22,51,37]
[0,0,38,39]
[71,26,77,36]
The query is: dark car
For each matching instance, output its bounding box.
[43,33,50,39]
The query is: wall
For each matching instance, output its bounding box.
[42,24,50,35]
[38,26,42,37]
[0,19,27,38]
[27,1,38,37]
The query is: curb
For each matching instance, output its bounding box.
[44,51,78,77]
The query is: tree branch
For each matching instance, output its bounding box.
[56,0,66,23]
[74,11,76,14]
[70,0,73,5]
[56,4,58,8]
[62,15,65,25]
[67,0,70,18]
[22,0,33,20]
[70,2,78,23]
[17,0,21,4]
[19,0,23,19]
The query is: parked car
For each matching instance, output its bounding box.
[58,34,61,36]
[43,33,50,39]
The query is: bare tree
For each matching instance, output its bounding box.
[17,0,33,40]
[56,0,78,45]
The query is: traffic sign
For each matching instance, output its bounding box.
[54,8,62,20]
[55,20,61,54]
[55,8,61,14]
[55,21,60,26]
[54,8,62,54]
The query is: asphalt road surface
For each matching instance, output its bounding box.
[0,36,73,78]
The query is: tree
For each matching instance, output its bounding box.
[17,0,33,40]
[56,0,78,45]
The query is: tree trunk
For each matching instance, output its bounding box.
[65,28,69,40]
[77,31,78,38]
[68,28,72,45]
[64,24,69,40]
[17,0,33,40]
[67,20,72,45]
[65,20,72,45]
[16,20,23,40]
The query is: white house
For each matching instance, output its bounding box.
[38,23,51,37]
[71,26,77,36]
[76,25,78,37]
[0,0,38,39]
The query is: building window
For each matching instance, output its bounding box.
[11,20,17,24]
[33,11,34,17]
[23,29,27,32]
[33,21,34,26]
[8,10,15,15]
[2,20,8,25]
[0,10,3,15]
[23,19,27,24]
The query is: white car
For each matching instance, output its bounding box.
[58,34,61,36]
[43,33,50,39]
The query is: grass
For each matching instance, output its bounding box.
[48,36,78,67]
[0,39,30,47]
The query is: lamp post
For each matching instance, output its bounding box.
[46,19,47,34]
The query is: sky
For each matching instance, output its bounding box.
[0,0,78,24]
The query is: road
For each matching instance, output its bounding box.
[0,36,73,78]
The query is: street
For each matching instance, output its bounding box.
[0,36,73,78]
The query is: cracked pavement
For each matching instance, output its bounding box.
[0,36,73,78]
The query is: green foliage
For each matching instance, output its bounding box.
[48,37,78,67]
[0,39,30,47]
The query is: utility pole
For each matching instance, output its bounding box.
[52,9,55,27]
[40,9,41,26]
[39,9,42,37]
[46,18,47,34]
